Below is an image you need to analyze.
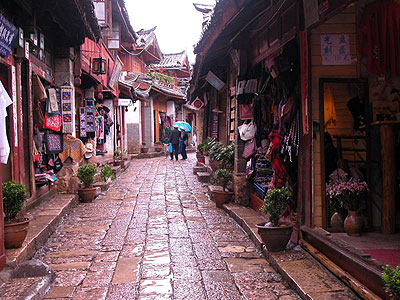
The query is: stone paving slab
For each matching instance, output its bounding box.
[223,203,361,300]
[6,194,78,268]
[2,154,300,299]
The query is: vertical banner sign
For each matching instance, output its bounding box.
[300,31,309,134]
[11,66,18,146]
[303,0,319,28]
[61,86,75,134]
[0,14,18,57]
[212,112,219,139]
[321,34,351,65]
[108,55,123,90]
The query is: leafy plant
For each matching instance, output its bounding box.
[2,181,27,221]
[147,71,174,84]
[382,265,400,299]
[215,169,233,191]
[197,143,206,153]
[204,137,216,155]
[101,166,115,182]
[209,141,223,161]
[262,188,292,227]
[114,148,121,159]
[155,141,163,145]
[77,164,97,188]
[142,142,147,146]
[216,142,235,168]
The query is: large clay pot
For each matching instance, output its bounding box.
[141,147,149,153]
[4,218,30,249]
[155,147,162,152]
[211,189,233,208]
[330,211,344,232]
[196,152,205,163]
[344,211,362,237]
[210,160,224,172]
[78,187,97,203]
[256,222,293,252]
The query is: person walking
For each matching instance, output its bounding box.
[169,124,180,161]
[179,126,188,160]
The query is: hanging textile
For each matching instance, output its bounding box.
[359,0,400,75]
[324,86,336,127]
[33,74,47,102]
[45,132,63,154]
[0,81,12,164]
[85,99,95,132]
[80,107,86,138]
[61,86,74,134]
[240,104,253,120]
[268,130,287,182]
[58,134,87,163]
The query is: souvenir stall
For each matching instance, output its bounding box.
[239,41,300,213]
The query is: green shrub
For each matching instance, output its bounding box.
[382,265,400,299]
[77,164,97,188]
[101,166,115,182]
[216,142,235,168]
[2,181,27,220]
[215,169,233,191]
[209,142,223,161]
[262,188,292,227]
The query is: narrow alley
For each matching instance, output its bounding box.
[22,154,299,300]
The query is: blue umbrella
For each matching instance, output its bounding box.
[173,121,192,132]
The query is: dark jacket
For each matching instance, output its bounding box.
[169,128,180,145]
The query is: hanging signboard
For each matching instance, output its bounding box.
[0,14,18,57]
[206,71,225,91]
[303,0,319,28]
[118,98,131,106]
[108,55,123,90]
[321,34,351,65]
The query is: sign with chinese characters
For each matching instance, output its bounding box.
[108,55,123,90]
[0,14,18,57]
[320,34,351,65]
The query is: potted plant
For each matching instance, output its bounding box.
[326,171,368,236]
[203,138,215,165]
[101,165,115,182]
[382,265,400,300]
[141,142,149,153]
[154,141,163,152]
[2,181,29,248]
[216,142,234,171]
[211,169,234,208]
[196,143,205,163]
[209,142,224,171]
[256,188,293,252]
[77,164,97,202]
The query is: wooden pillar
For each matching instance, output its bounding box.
[0,171,5,271]
[380,124,396,234]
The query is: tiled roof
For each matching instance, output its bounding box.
[136,26,157,48]
[153,51,188,69]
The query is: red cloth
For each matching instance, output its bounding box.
[359,0,400,75]
[269,130,287,180]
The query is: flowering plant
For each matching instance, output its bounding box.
[326,170,368,211]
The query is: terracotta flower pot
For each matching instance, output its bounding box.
[141,147,149,153]
[155,147,162,152]
[4,218,30,249]
[344,211,362,237]
[78,187,97,203]
[330,211,344,232]
[211,189,233,208]
[196,152,205,163]
[256,222,293,252]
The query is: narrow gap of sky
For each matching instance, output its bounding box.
[125,0,216,64]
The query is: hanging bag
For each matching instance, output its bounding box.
[238,121,257,141]
[242,138,256,159]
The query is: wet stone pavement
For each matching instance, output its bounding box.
[35,153,299,300]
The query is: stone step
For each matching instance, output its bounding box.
[197,172,211,183]
[223,203,362,300]
[6,194,78,268]
[193,166,206,175]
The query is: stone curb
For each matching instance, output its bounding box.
[222,203,362,300]
[6,194,78,268]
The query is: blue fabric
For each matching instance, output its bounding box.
[178,141,183,154]
[169,143,173,153]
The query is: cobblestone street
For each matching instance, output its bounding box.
[32,154,298,300]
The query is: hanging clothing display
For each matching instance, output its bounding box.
[324,86,337,127]
[0,81,12,164]
[61,86,74,134]
[58,134,87,163]
[359,0,400,75]
[85,99,96,132]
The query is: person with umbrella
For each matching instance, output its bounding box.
[169,124,180,161]
[179,126,189,160]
